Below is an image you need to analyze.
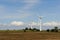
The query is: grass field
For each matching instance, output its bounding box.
[0,31,60,40]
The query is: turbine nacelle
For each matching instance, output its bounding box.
[39,16,43,19]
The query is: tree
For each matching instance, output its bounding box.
[54,27,58,32]
[25,27,28,30]
[32,28,37,31]
[46,29,50,32]
[54,27,58,30]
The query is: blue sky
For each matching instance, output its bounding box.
[0,0,60,30]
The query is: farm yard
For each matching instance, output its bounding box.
[0,31,60,40]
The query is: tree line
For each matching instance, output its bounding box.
[23,27,40,32]
[24,27,59,32]
[46,27,58,32]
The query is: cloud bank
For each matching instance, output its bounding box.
[0,21,60,27]
[0,21,60,30]
[43,21,60,27]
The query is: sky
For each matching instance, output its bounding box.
[0,0,60,30]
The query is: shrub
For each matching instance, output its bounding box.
[36,29,40,31]
[51,29,54,32]
[29,28,32,30]
[33,28,37,30]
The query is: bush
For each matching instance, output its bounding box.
[36,29,40,31]
[32,28,40,31]
[24,30,26,32]
[29,28,32,30]
[33,28,37,30]
[54,30,58,32]
[51,29,54,32]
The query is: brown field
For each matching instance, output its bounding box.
[0,31,60,40]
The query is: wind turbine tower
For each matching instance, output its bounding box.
[29,22,33,29]
[39,16,43,31]
[30,21,33,29]
[31,24,33,29]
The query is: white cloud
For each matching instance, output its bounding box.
[0,13,31,19]
[28,21,60,27]
[16,0,40,19]
[0,0,40,19]
[29,22,38,26]
[0,21,60,30]
[43,21,60,27]
[0,21,25,27]
[0,23,7,27]
[10,21,24,26]
[23,0,39,10]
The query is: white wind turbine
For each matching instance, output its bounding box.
[39,16,43,31]
[31,23,33,29]
[30,21,34,29]
[29,21,33,29]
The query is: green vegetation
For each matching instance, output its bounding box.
[23,26,60,32]
[0,26,59,33]
[23,27,40,32]
[0,27,59,40]
[46,27,59,32]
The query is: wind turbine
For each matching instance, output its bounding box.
[29,21,33,29]
[30,21,34,29]
[31,23,33,29]
[39,16,43,31]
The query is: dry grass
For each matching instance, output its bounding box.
[0,31,60,40]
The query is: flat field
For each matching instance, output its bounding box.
[0,31,60,40]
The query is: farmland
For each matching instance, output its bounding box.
[0,31,60,40]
